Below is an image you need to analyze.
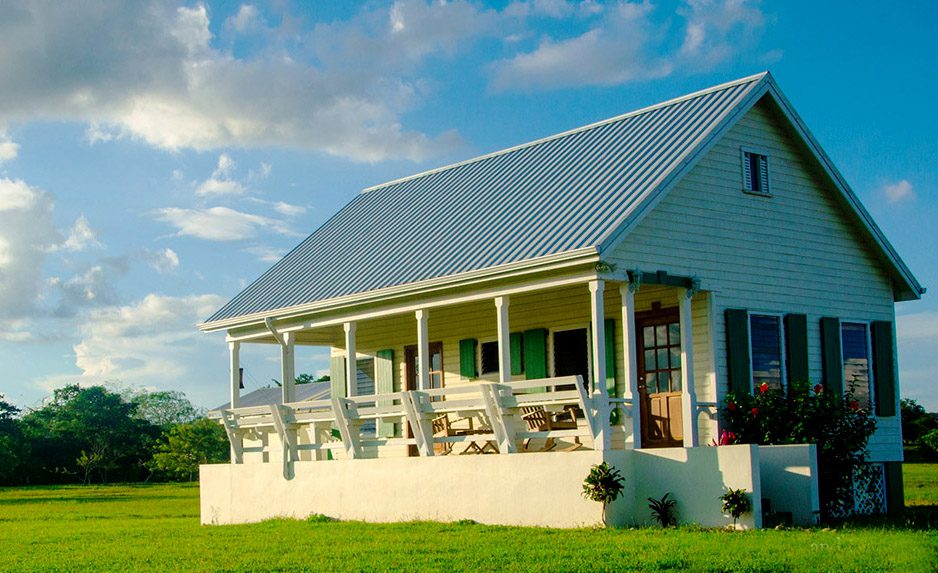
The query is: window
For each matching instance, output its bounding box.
[749,314,783,390]
[553,328,590,388]
[480,341,499,374]
[741,149,770,195]
[841,322,872,409]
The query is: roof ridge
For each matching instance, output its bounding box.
[361,72,769,194]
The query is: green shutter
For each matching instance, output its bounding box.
[604,318,617,396]
[510,332,524,376]
[784,313,809,386]
[820,317,843,397]
[871,321,896,417]
[725,309,751,395]
[375,349,396,437]
[459,338,478,379]
[330,356,347,399]
[523,328,548,380]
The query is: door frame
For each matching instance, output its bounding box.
[635,306,683,448]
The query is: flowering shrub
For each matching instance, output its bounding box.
[721,380,876,520]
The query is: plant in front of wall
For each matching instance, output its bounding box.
[647,493,678,527]
[720,487,752,529]
[582,461,625,527]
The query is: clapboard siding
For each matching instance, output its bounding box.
[608,98,901,461]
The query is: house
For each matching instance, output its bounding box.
[198,72,923,529]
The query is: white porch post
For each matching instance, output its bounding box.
[416,309,430,390]
[228,341,241,409]
[679,290,698,447]
[495,296,511,384]
[588,279,609,451]
[619,283,641,449]
[344,321,357,397]
[280,331,295,404]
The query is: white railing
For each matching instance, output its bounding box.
[209,376,609,471]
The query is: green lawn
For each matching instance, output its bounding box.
[0,475,936,572]
[904,463,938,506]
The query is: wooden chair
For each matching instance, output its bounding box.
[521,406,581,452]
[431,414,454,455]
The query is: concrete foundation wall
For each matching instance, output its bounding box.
[203,444,819,529]
[758,444,819,526]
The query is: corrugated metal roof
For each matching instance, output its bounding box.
[205,74,767,325]
[210,383,330,412]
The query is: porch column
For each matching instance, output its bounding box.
[619,283,641,449]
[280,331,295,404]
[416,309,430,391]
[588,279,610,451]
[228,341,241,409]
[344,322,357,397]
[495,296,511,384]
[678,290,698,447]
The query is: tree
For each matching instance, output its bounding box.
[20,385,159,484]
[131,390,202,427]
[0,395,24,485]
[900,399,938,446]
[582,461,625,526]
[148,418,229,481]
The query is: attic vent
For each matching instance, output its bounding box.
[741,148,770,196]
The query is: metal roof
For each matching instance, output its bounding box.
[210,383,330,412]
[205,74,768,325]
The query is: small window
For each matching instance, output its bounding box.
[841,322,872,409]
[749,314,783,390]
[741,149,770,195]
[480,341,499,375]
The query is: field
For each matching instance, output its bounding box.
[0,465,936,572]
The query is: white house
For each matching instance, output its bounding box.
[198,72,923,529]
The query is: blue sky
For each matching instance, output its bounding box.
[0,0,935,410]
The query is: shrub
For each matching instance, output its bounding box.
[721,380,876,521]
[922,429,938,457]
[582,461,625,526]
[647,493,678,527]
[719,488,752,528]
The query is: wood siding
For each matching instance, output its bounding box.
[608,98,901,461]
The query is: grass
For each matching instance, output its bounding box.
[904,463,938,506]
[0,469,935,572]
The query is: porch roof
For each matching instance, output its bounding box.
[203,72,922,330]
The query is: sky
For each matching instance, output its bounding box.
[0,0,936,412]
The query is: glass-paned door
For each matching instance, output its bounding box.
[637,309,683,447]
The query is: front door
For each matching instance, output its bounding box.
[404,342,443,456]
[637,309,683,448]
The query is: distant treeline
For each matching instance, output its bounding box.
[0,385,228,486]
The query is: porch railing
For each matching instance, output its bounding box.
[209,376,610,471]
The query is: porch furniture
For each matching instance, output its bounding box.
[521,406,582,452]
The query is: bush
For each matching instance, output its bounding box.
[719,488,752,528]
[922,429,938,458]
[582,461,625,526]
[647,493,678,527]
[721,380,876,521]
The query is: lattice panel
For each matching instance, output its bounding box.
[852,463,887,515]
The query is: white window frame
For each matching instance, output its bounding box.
[740,146,772,197]
[839,320,876,412]
[747,311,786,391]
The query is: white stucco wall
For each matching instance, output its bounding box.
[758,444,819,526]
[201,444,817,530]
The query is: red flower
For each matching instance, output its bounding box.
[727,402,737,412]
[759,382,769,394]
[849,400,860,411]
[814,384,823,394]
[751,407,759,416]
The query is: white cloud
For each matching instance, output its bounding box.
[154,206,289,241]
[0,131,18,164]
[272,201,306,217]
[197,178,248,196]
[143,247,180,273]
[57,215,102,252]
[228,5,262,33]
[883,179,915,204]
[677,0,766,71]
[0,178,58,318]
[897,311,938,342]
[243,245,285,263]
[0,2,470,162]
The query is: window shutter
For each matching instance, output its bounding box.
[871,321,896,417]
[375,349,396,437]
[459,338,478,379]
[784,313,809,386]
[820,317,843,397]
[725,309,751,395]
[523,328,548,380]
[329,356,347,399]
[758,155,769,193]
[604,318,617,396]
[510,332,524,375]
[742,151,753,190]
